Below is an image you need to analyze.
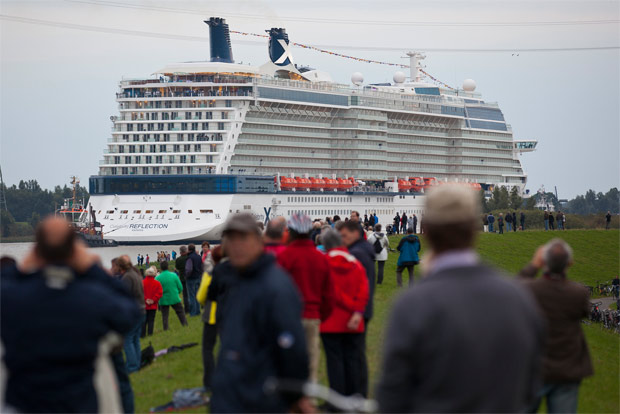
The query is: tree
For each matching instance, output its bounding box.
[509,187,523,210]
[1,209,15,237]
[525,196,536,210]
[480,189,489,213]
[496,186,510,210]
[29,212,41,229]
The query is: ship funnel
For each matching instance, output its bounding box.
[204,17,234,63]
[266,28,294,66]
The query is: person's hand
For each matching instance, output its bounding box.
[67,240,100,273]
[146,299,154,305]
[531,246,545,270]
[347,312,363,331]
[290,397,316,414]
[18,249,45,274]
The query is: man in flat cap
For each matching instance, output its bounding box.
[210,213,312,413]
[376,184,544,413]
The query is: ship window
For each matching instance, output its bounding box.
[120,210,128,214]
[173,210,181,213]
[106,210,114,214]
[158,210,166,214]
[200,209,213,214]
[188,210,193,213]
[145,210,153,214]
[133,210,141,214]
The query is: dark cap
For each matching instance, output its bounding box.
[222,213,261,236]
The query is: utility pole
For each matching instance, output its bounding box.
[0,166,8,212]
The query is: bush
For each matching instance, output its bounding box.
[482,210,618,231]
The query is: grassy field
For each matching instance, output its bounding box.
[132,229,619,413]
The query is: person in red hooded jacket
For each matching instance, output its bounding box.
[319,227,369,398]
[141,266,163,337]
[278,213,333,385]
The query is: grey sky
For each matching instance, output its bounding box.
[1,0,618,199]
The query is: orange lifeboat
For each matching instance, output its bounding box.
[309,177,325,190]
[469,182,482,191]
[336,178,353,190]
[410,177,424,192]
[398,179,413,191]
[324,178,338,190]
[295,176,312,190]
[348,177,360,187]
[423,177,438,188]
[280,176,297,190]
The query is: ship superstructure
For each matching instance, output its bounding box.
[89,17,536,243]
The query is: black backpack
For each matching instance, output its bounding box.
[373,236,383,254]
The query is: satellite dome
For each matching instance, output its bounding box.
[463,78,476,92]
[393,71,406,84]
[351,72,364,86]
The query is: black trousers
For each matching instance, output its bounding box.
[181,279,190,314]
[160,302,188,330]
[321,333,365,397]
[396,265,415,287]
[141,309,157,337]
[376,261,385,284]
[202,323,218,390]
[360,319,370,397]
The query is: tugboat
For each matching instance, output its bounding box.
[57,177,118,247]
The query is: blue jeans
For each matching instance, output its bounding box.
[528,382,580,413]
[111,351,135,413]
[544,219,549,230]
[507,222,512,231]
[124,314,145,373]
[186,278,201,316]
[489,222,494,232]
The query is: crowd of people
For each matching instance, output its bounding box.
[0,184,600,413]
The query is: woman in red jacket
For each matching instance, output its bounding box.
[319,228,369,397]
[142,266,163,337]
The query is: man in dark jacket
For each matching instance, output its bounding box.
[549,212,555,230]
[521,211,526,231]
[413,213,418,234]
[513,211,518,232]
[519,239,593,413]
[211,213,311,413]
[393,212,401,234]
[1,218,140,413]
[185,243,203,316]
[339,219,375,397]
[118,256,146,373]
[544,210,549,231]
[175,245,190,313]
[505,211,513,232]
[376,185,544,413]
[401,212,408,233]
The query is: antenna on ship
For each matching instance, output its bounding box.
[0,165,8,212]
[404,52,426,82]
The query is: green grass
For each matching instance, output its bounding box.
[132,230,619,413]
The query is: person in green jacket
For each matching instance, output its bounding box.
[155,261,188,330]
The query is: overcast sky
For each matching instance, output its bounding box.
[1,0,618,199]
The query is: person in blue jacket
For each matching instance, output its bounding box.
[396,228,421,287]
[487,212,496,233]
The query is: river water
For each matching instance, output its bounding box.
[0,242,185,267]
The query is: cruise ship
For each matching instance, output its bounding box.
[88,17,537,243]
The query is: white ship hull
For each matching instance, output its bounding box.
[88,192,425,244]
